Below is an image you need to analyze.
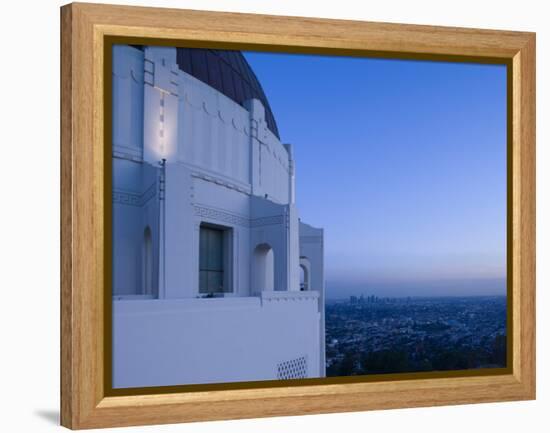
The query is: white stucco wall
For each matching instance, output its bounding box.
[178,69,252,187]
[138,44,291,202]
[112,44,305,298]
[113,291,320,388]
[112,45,144,160]
[111,44,326,385]
[299,221,326,376]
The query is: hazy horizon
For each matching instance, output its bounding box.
[244,52,507,298]
[325,276,506,300]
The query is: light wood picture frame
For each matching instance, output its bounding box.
[60,2,535,429]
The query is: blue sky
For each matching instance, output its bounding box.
[244,52,507,298]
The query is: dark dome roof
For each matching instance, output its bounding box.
[176,48,280,139]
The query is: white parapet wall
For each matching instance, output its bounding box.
[113,291,321,388]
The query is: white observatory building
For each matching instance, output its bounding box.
[111,45,325,388]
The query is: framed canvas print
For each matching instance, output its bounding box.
[60,2,536,429]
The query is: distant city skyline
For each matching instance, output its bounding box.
[325,295,506,374]
[324,277,506,300]
[244,52,507,298]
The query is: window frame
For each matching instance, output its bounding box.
[198,222,233,295]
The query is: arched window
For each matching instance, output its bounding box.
[252,243,274,294]
[143,226,153,296]
[300,257,311,291]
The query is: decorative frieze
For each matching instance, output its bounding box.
[250,215,284,228]
[194,205,249,228]
[193,204,284,229]
[113,183,157,207]
[112,190,141,207]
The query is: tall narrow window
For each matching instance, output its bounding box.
[199,225,231,294]
[252,243,274,294]
[143,226,153,295]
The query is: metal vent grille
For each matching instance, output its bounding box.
[277,356,308,380]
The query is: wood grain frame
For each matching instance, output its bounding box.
[60,2,536,429]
